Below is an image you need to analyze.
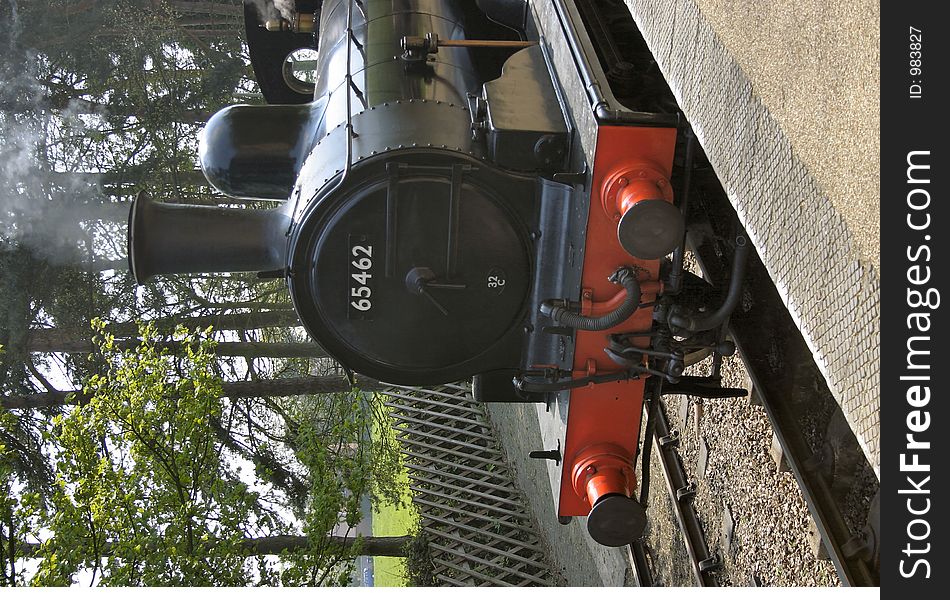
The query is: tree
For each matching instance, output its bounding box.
[26,323,270,585]
[1,375,384,411]
[2,3,412,585]
[1,406,48,586]
[24,310,302,354]
[1,324,403,586]
[14,534,411,560]
[27,339,327,360]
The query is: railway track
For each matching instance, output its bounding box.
[636,391,720,587]
[688,189,880,586]
[628,161,880,587]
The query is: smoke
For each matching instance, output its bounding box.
[244,0,275,22]
[244,0,294,22]
[273,0,296,21]
[0,98,117,267]
[0,0,119,269]
[4,0,19,49]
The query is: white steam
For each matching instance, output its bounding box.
[244,0,295,22]
[244,0,295,24]
[1,1,121,268]
[273,0,296,21]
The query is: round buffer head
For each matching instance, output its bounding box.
[587,494,648,547]
[617,198,685,260]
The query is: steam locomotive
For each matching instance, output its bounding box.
[128,0,748,547]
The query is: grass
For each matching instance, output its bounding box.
[371,403,416,587]
[372,484,414,586]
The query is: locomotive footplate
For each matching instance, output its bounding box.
[551,123,675,545]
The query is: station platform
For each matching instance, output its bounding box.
[624,0,881,475]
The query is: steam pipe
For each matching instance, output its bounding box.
[669,236,749,333]
[539,267,641,331]
[668,126,696,294]
[128,191,290,284]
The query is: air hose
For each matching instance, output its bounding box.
[540,267,641,331]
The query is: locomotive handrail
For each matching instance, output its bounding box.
[284,0,364,386]
[285,0,361,234]
[550,0,678,127]
[342,0,357,176]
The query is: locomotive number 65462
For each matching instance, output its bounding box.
[349,242,373,316]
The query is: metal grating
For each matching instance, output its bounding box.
[384,383,559,586]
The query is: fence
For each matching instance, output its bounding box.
[384,383,559,586]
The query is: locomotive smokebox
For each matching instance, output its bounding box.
[127,190,290,284]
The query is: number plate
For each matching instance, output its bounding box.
[348,235,374,320]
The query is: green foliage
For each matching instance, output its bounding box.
[31,321,269,586]
[404,532,437,587]
[371,403,415,586]
[276,391,405,586]
[1,323,411,587]
[366,396,408,509]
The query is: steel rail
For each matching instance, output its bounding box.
[685,201,879,586]
[628,540,653,587]
[649,394,719,586]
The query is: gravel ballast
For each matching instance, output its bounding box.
[642,350,841,586]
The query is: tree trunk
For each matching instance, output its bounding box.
[27,310,302,351]
[0,96,215,124]
[221,376,383,398]
[14,534,411,558]
[86,258,130,273]
[177,16,240,27]
[2,376,383,410]
[183,29,243,39]
[30,339,327,359]
[168,1,245,18]
[245,535,411,557]
[49,170,209,189]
